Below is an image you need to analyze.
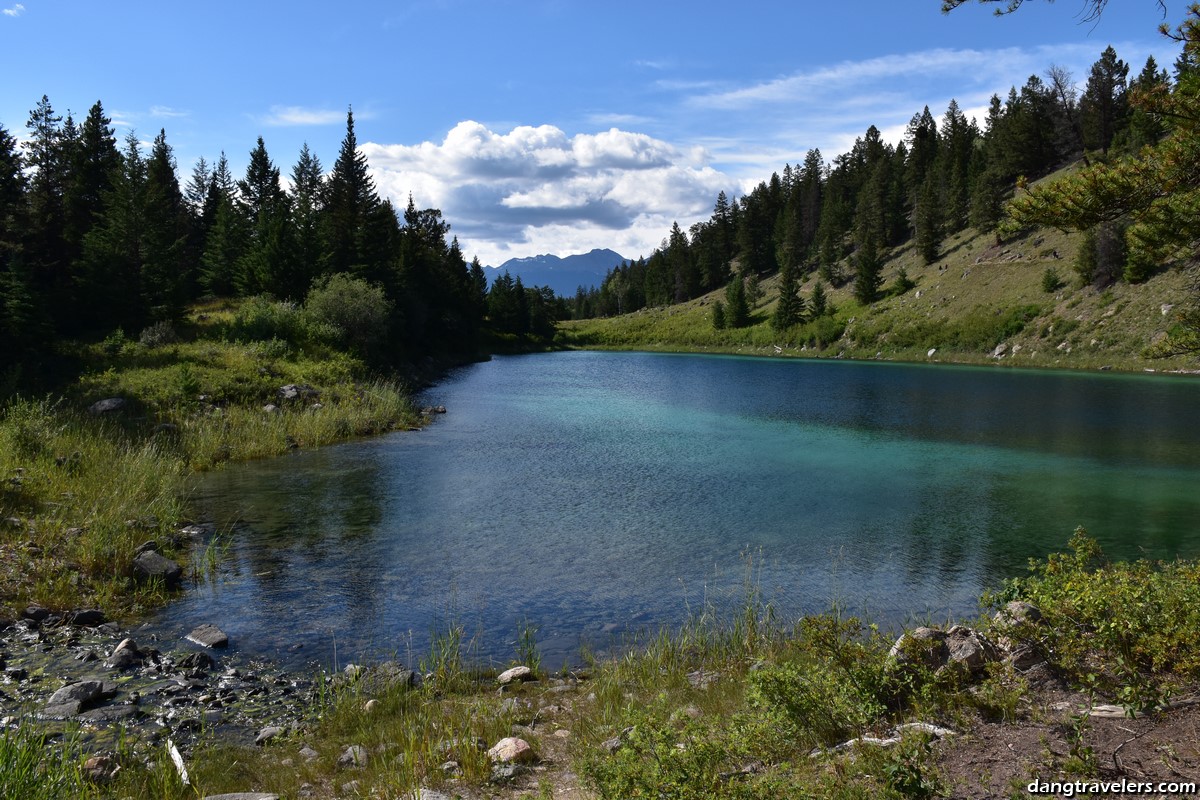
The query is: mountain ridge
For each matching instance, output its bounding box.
[485,248,627,296]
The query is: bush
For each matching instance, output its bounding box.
[229,296,308,344]
[1041,267,1064,293]
[138,320,179,347]
[304,274,392,355]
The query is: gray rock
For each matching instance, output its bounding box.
[261,404,281,414]
[21,604,50,622]
[497,665,533,685]
[889,627,950,671]
[67,608,107,627]
[88,397,127,415]
[278,384,319,403]
[39,701,83,719]
[944,626,999,674]
[186,624,229,648]
[48,680,106,708]
[77,704,140,724]
[255,726,285,746]
[338,744,368,768]
[177,652,216,671]
[995,600,1043,627]
[298,744,319,761]
[404,789,453,800]
[132,551,183,589]
[105,648,142,670]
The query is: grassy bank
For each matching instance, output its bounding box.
[16,530,1200,798]
[559,222,1200,375]
[0,298,421,619]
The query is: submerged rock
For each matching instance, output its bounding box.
[186,624,229,649]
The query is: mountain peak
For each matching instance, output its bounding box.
[487,249,627,295]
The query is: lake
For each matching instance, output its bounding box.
[149,352,1200,669]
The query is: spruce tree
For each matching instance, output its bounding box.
[142,129,189,320]
[1080,45,1129,155]
[771,260,805,331]
[236,137,291,295]
[810,279,829,317]
[725,274,750,327]
[288,143,324,298]
[323,108,381,278]
[853,235,882,304]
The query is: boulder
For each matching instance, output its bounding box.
[944,625,999,674]
[994,600,1043,627]
[47,680,107,708]
[67,608,107,627]
[88,398,127,415]
[487,736,535,764]
[497,665,534,685]
[888,626,949,671]
[21,604,50,623]
[278,384,319,403]
[177,652,216,671]
[132,551,183,589]
[186,623,229,648]
[255,726,285,746]
[338,744,368,769]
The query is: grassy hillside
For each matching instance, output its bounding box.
[560,220,1200,375]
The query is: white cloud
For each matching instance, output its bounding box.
[361,121,735,266]
[149,105,188,118]
[2,3,24,17]
[261,105,348,126]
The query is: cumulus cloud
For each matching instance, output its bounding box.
[2,3,24,17]
[361,121,734,265]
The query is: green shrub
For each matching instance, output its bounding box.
[304,274,392,355]
[229,296,308,344]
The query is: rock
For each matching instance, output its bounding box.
[491,762,525,782]
[991,342,1008,358]
[132,551,183,589]
[105,646,142,671]
[1005,643,1045,671]
[177,652,216,671]
[255,726,285,746]
[47,679,107,708]
[687,669,719,689]
[76,704,140,724]
[927,348,937,358]
[40,701,84,719]
[338,744,368,769]
[602,726,635,752]
[135,540,159,555]
[363,699,379,713]
[186,624,229,648]
[994,600,1043,627]
[88,397,127,415]
[487,736,535,764]
[888,627,949,671]
[497,665,534,685]
[1162,303,1175,316]
[83,753,119,784]
[261,404,280,415]
[404,790,453,800]
[21,604,50,623]
[298,744,319,761]
[67,608,107,627]
[278,384,319,403]
[200,795,280,800]
[944,626,999,674]
[357,661,419,693]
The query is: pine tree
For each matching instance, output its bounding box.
[1127,56,1169,150]
[81,132,147,330]
[288,143,324,299]
[23,95,71,322]
[853,235,882,305]
[323,108,381,278]
[141,129,189,320]
[809,279,829,317]
[771,260,805,331]
[65,102,120,267]
[914,177,943,264]
[236,137,291,295]
[725,274,750,327]
[1080,45,1129,155]
[0,124,49,362]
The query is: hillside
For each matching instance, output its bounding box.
[558,218,1200,375]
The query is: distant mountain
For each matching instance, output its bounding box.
[486,248,626,296]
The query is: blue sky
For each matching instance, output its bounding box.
[0,0,1184,265]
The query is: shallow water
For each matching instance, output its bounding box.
[150,352,1200,669]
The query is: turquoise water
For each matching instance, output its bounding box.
[152,352,1200,667]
